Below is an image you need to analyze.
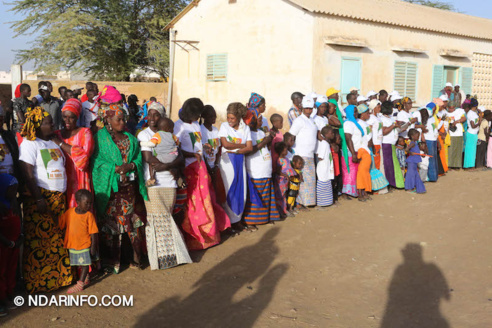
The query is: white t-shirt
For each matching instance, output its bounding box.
[316,140,334,182]
[366,114,383,146]
[467,111,480,135]
[137,128,177,188]
[397,110,415,138]
[246,130,272,179]
[289,114,318,158]
[447,108,466,137]
[344,120,369,152]
[423,116,439,141]
[200,125,220,169]
[0,136,14,175]
[381,115,398,145]
[174,120,203,167]
[313,115,329,151]
[218,122,252,153]
[80,101,99,128]
[19,139,66,192]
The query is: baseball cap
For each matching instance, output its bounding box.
[439,94,449,102]
[38,85,49,92]
[72,85,84,90]
[302,96,315,109]
[357,95,368,103]
[366,90,377,98]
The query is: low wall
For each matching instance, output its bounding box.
[23,80,169,106]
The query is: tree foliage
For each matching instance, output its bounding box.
[8,0,188,80]
[403,0,456,11]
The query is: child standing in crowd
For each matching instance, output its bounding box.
[0,174,22,317]
[476,110,490,169]
[58,189,99,294]
[396,136,407,177]
[274,142,295,216]
[404,129,426,194]
[316,126,335,209]
[270,114,284,173]
[284,132,296,161]
[418,142,429,182]
[287,155,305,214]
[330,133,342,204]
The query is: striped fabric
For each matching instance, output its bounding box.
[243,178,281,225]
[173,187,188,215]
[316,180,333,207]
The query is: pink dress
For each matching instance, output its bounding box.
[55,128,94,208]
[271,130,284,173]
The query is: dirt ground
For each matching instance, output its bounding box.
[2,170,492,328]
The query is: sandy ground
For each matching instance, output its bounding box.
[2,170,492,328]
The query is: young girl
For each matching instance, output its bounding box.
[270,114,284,174]
[284,132,296,161]
[404,129,426,194]
[287,156,305,214]
[396,136,407,177]
[274,142,294,216]
[330,133,342,204]
[58,189,99,293]
[316,126,335,209]
[418,142,429,182]
[200,105,226,203]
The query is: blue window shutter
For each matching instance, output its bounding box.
[207,54,228,82]
[431,65,444,99]
[461,67,473,96]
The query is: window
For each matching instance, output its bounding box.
[340,57,361,105]
[394,61,417,100]
[207,54,228,82]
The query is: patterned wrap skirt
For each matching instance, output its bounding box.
[316,180,333,207]
[298,157,317,206]
[23,189,73,294]
[145,187,192,270]
[243,178,281,225]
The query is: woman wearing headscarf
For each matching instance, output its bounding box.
[53,98,94,208]
[19,106,73,293]
[396,97,417,139]
[342,105,363,199]
[289,97,318,207]
[247,92,269,133]
[327,98,348,199]
[355,104,373,201]
[463,98,481,170]
[219,102,253,231]
[92,104,148,273]
[176,98,230,247]
[367,99,382,170]
[137,102,191,269]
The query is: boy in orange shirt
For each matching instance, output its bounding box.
[59,189,98,294]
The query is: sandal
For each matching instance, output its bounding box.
[358,198,367,202]
[67,281,85,294]
[244,225,258,232]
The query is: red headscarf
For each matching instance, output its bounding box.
[62,98,82,118]
[99,85,122,104]
[243,109,257,125]
[14,84,21,98]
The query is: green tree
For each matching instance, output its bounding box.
[403,0,456,11]
[8,0,188,81]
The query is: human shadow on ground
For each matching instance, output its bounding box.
[134,227,288,328]
[380,243,451,328]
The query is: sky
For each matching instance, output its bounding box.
[1,0,492,71]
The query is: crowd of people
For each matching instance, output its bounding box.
[0,79,489,316]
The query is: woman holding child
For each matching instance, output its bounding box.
[92,104,148,273]
[19,107,73,293]
[137,102,192,270]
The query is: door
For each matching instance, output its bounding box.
[340,57,361,106]
[443,66,459,86]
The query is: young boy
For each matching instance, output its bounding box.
[396,136,407,176]
[287,155,304,213]
[0,174,22,317]
[418,142,429,182]
[59,189,98,294]
[316,126,335,209]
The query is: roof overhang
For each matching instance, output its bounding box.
[164,0,201,31]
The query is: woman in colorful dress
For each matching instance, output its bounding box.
[243,110,280,229]
[53,98,94,208]
[19,106,73,293]
[247,93,269,133]
[463,99,481,170]
[137,102,191,270]
[289,97,318,207]
[92,104,148,273]
[219,102,253,230]
[380,102,404,189]
[176,98,230,249]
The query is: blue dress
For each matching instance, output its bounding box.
[404,143,426,193]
